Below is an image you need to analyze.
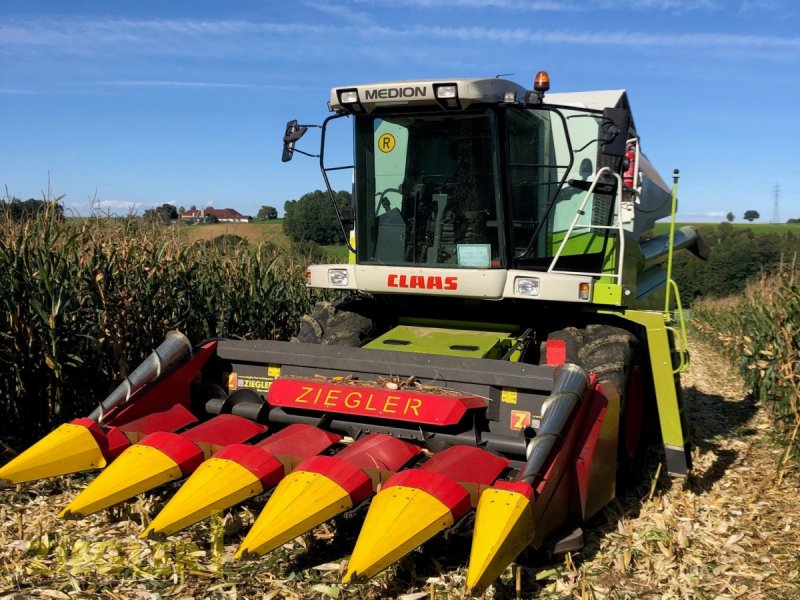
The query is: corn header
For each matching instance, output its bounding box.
[1,71,709,592]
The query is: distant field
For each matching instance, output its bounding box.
[178,220,289,245]
[653,221,800,236]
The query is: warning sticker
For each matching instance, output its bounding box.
[501,387,518,404]
[378,133,396,153]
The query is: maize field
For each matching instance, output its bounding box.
[2,212,798,598]
[0,210,317,446]
[692,258,800,468]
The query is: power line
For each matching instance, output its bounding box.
[771,183,781,224]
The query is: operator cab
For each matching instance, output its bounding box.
[285,73,672,303]
[329,76,649,272]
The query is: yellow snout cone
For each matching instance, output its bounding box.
[236,470,352,559]
[466,487,535,593]
[0,423,107,486]
[343,485,453,583]
[142,457,263,538]
[59,444,182,518]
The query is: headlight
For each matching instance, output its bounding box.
[328,269,349,286]
[435,85,457,99]
[515,277,540,296]
[339,90,359,104]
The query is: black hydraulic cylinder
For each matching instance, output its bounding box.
[519,363,588,484]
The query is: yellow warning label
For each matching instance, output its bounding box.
[267,364,281,378]
[378,133,396,153]
[501,388,518,404]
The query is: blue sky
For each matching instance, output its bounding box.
[1,0,798,221]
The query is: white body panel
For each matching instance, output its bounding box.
[306,264,592,303]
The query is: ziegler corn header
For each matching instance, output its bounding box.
[1,71,708,592]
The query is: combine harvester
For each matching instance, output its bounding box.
[1,71,708,592]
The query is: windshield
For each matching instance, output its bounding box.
[355,111,503,268]
[506,107,615,271]
[353,106,615,272]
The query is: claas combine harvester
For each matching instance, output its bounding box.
[1,72,709,592]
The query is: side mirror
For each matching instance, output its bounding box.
[340,206,355,231]
[600,108,630,157]
[282,119,308,163]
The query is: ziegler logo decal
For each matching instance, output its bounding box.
[387,274,458,290]
[269,378,487,425]
[230,375,275,393]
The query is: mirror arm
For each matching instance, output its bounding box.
[318,113,356,254]
[291,148,320,159]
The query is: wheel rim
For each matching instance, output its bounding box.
[623,365,644,459]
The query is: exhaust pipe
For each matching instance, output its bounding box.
[88,331,193,423]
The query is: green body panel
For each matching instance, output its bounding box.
[398,317,520,334]
[550,230,605,255]
[364,325,515,359]
[591,282,624,305]
[615,308,691,476]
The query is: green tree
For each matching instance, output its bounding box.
[1,197,64,222]
[283,190,351,245]
[257,205,278,220]
[743,210,760,222]
[726,212,734,222]
[143,203,178,224]
[671,223,800,306]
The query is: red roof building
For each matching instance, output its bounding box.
[180,208,252,223]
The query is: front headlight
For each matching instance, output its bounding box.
[515,277,540,296]
[328,269,349,287]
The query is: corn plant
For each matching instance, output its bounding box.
[692,257,799,465]
[0,210,319,445]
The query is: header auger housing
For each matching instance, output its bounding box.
[2,71,707,593]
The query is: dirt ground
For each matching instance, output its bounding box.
[1,335,798,599]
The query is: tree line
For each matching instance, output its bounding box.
[672,222,800,305]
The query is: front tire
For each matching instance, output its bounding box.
[292,295,384,347]
[546,324,651,486]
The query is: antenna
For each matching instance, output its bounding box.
[771,183,781,224]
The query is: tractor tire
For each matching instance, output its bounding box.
[292,295,383,347]
[547,324,651,486]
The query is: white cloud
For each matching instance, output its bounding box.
[352,0,581,9]
[680,211,728,218]
[372,24,800,53]
[353,0,721,9]
[0,18,332,57]
[63,198,142,217]
[103,80,260,89]
[305,1,376,23]
[3,15,797,67]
